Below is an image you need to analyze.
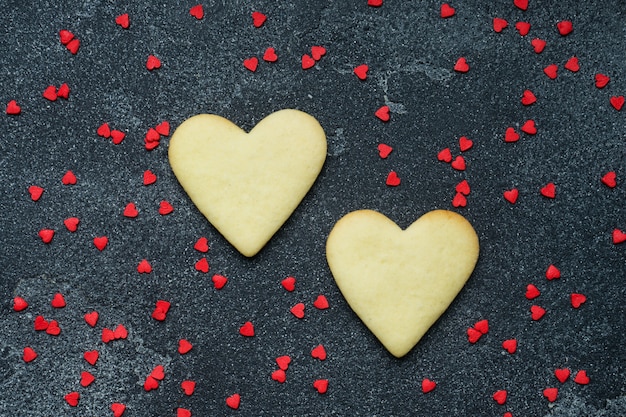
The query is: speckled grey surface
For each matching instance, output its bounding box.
[0,1,624,416]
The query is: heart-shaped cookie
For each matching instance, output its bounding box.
[169,109,326,257]
[326,209,479,357]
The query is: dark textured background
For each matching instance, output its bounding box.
[1,1,624,416]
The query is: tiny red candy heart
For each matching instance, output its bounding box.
[545,264,561,280]
[502,339,517,354]
[110,130,126,145]
[313,379,328,394]
[38,228,55,243]
[531,38,546,53]
[375,105,390,122]
[115,13,130,29]
[451,155,466,171]
[312,46,326,61]
[440,3,455,18]
[290,302,305,319]
[123,203,139,218]
[62,170,77,185]
[56,83,70,99]
[271,369,286,383]
[152,300,170,321]
[421,378,437,393]
[301,54,315,70]
[252,11,267,28]
[354,64,368,80]
[564,56,579,72]
[544,64,558,79]
[556,20,573,36]
[46,320,61,336]
[93,236,108,251]
[84,311,99,327]
[610,96,624,111]
[43,85,58,101]
[474,319,489,334]
[503,188,519,204]
[540,182,556,198]
[452,192,467,208]
[492,389,507,405]
[177,408,191,417]
[555,368,570,383]
[595,73,610,88]
[80,371,95,387]
[51,292,66,308]
[28,185,44,201]
[155,121,170,136]
[151,364,165,380]
[313,295,329,310]
[263,47,278,62]
[543,387,558,402]
[159,200,174,215]
[13,296,28,312]
[311,344,327,360]
[195,257,210,273]
[243,57,258,72]
[145,128,160,143]
[226,393,241,409]
[276,355,291,371]
[64,217,80,232]
[144,375,159,391]
[515,21,531,36]
[612,229,626,244]
[454,57,469,73]
[181,380,196,395]
[570,293,587,308]
[525,284,541,299]
[514,0,528,10]
[113,324,128,339]
[59,29,74,45]
[574,370,590,385]
[521,119,537,135]
[84,350,99,365]
[521,89,537,105]
[189,4,204,20]
[239,321,255,337]
[34,317,48,331]
[531,305,546,321]
[493,17,508,33]
[455,180,470,196]
[467,327,482,344]
[386,171,401,186]
[178,339,193,354]
[281,276,296,291]
[601,171,617,188]
[212,274,228,289]
[64,391,80,407]
[194,236,209,252]
[102,328,115,343]
[459,136,473,151]
[66,38,80,55]
[146,55,161,70]
[111,403,126,417]
[97,123,111,138]
[504,127,520,143]
[143,169,157,185]
[6,100,21,115]
[377,143,392,158]
[23,346,37,363]
[437,147,452,162]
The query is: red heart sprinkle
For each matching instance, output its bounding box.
[454,57,469,73]
[178,339,193,354]
[177,408,191,417]
[452,192,467,208]
[556,20,573,36]
[271,369,287,383]
[386,171,401,186]
[543,64,558,79]
[137,259,152,274]
[63,217,79,232]
[84,350,99,365]
[159,200,174,215]
[564,56,579,72]
[243,57,259,72]
[64,391,80,407]
[531,38,547,53]
[62,170,77,185]
[43,85,58,101]
[492,389,507,405]
[194,237,209,252]
[144,375,159,391]
[59,29,74,45]
[281,276,296,291]
[6,100,21,115]
[156,300,171,314]
[493,17,508,33]
[521,119,537,135]
[56,83,70,99]
[111,403,126,417]
[515,21,531,36]
[189,4,204,20]
[377,143,393,158]
[521,89,537,105]
[113,324,128,339]
[28,185,44,201]
[123,203,139,218]
[504,127,520,143]
[474,319,489,334]
[145,140,160,151]
[152,307,167,322]
[502,339,517,354]
[440,3,455,18]
[66,38,80,55]
[451,155,466,171]
[239,321,255,337]
[23,346,37,363]
[276,355,291,371]
[467,327,482,344]
[459,136,473,151]
[252,11,267,28]
[115,13,130,29]
[503,188,519,204]
[375,105,390,121]
[545,264,561,280]
[531,305,546,321]
[354,64,369,80]
[543,387,558,402]
[555,368,570,383]
[514,0,528,10]
[212,274,228,289]
[612,229,626,244]
[595,73,610,88]
[143,170,157,185]
[311,45,326,60]
[93,236,108,251]
[313,379,328,394]
[540,182,556,198]
[263,47,278,62]
[226,393,241,409]
[290,302,305,319]
[437,147,452,162]
[145,128,160,143]
[110,130,126,145]
[80,371,95,387]
[151,365,165,380]
[13,296,28,312]
[313,295,329,310]
[155,121,170,136]
[421,378,437,393]
[610,96,624,111]
[51,292,66,308]
[601,171,617,188]
[574,370,590,385]
[525,284,540,299]
[195,257,210,273]
[181,380,196,395]
[97,123,111,138]
[570,293,587,308]
[84,311,99,327]
[35,316,49,330]
[456,180,470,196]
[46,320,61,336]
[38,228,55,243]
[146,55,162,71]
[311,344,327,360]
[301,54,315,70]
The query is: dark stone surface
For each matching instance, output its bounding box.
[0,1,624,416]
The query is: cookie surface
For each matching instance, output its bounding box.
[168,109,327,257]
[326,209,479,357]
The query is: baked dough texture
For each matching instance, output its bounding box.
[169,109,327,257]
[326,209,479,357]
